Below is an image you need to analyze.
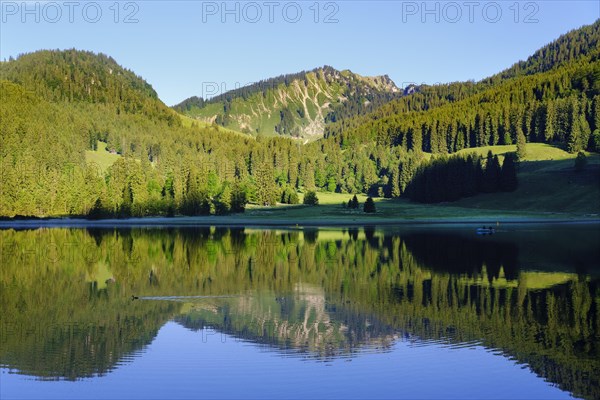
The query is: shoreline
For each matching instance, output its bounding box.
[1,215,599,229]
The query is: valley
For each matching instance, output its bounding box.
[1,20,599,220]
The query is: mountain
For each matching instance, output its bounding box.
[174,66,401,138]
[486,19,600,83]
[0,50,253,217]
[324,20,600,154]
[1,21,598,218]
[326,20,600,141]
[0,49,180,127]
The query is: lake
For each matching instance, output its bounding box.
[1,223,598,399]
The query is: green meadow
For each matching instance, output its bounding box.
[243,144,599,223]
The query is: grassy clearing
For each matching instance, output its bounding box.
[455,145,600,214]
[456,143,575,161]
[179,114,248,137]
[245,144,600,222]
[244,192,552,223]
[85,141,122,173]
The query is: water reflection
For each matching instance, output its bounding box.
[0,225,598,399]
[171,284,397,360]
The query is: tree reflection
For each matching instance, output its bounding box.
[0,226,597,398]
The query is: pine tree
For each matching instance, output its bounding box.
[304,162,316,191]
[516,126,527,161]
[88,198,107,219]
[593,95,600,132]
[484,154,502,193]
[390,166,401,198]
[215,184,232,214]
[500,153,518,191]
[363,197,376,213]
[230,182,248,212]
[326,176,336,192]
[303,190,319,206]
[574,151,587,172]
[544,101,555,142]
[120,182,133,217]
[254,159,278,206]
[567,116,581,153]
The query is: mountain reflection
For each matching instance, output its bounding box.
[0,226,598,399]
[173,284,397,359]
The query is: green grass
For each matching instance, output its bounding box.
[298,191,369,205]
[85,141,122,173]
[456,143,575,162]
[455,144,600,214]
[457,271,578,290]
[244,191,550,223]
[179,114,247,136]
[178,71,348,138]
[243,144,600,223]
[84,142,599,224]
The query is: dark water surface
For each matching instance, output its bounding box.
[1,224,598,399]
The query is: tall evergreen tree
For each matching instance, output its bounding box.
[516,127,528,161]
[390,166,401,198]
[363,197,376,213]
[500,153,518,191]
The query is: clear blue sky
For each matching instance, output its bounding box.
[1,1,598,105]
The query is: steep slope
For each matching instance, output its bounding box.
[324,19,600,155]
[486,19,600,82]
[175,66,401,138]
[326,58,599,154]
[325,19,600,141]
[0,50,256,217]
[0,49,180,127]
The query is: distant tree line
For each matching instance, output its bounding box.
[403,152,518,203]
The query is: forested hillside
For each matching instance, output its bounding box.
[175,66,401,138]
[1,50,180,127]
[325,19,600,151]
[326,58,599,153]
[486,19,600,82]
[1,20,598,218]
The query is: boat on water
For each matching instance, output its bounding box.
[476,227,496,235]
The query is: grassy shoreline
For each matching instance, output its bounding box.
[1,209,598,229]
[2,189,599,229]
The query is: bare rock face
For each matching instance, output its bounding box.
[175,66,402,139]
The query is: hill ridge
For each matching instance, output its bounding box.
[175,65,401,138]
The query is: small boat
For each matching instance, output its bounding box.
[476,227,495,235]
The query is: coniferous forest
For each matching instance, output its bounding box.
[1,20,599,218]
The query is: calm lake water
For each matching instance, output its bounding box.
[1,223,599,399]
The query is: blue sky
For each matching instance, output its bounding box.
[1,1,598,105]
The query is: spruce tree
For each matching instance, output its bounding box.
[230,183,248,212]
[516,127,527,161]
[544,101,555,142]
[500,153,518,191]
[593,95,600,132]
[390,167,401,198]
[120,182,133,217]
[215,184,232,214]
[574,151,587,172]
[303,190,319,206]
[489,155,502,192]
[363,197,376,213]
